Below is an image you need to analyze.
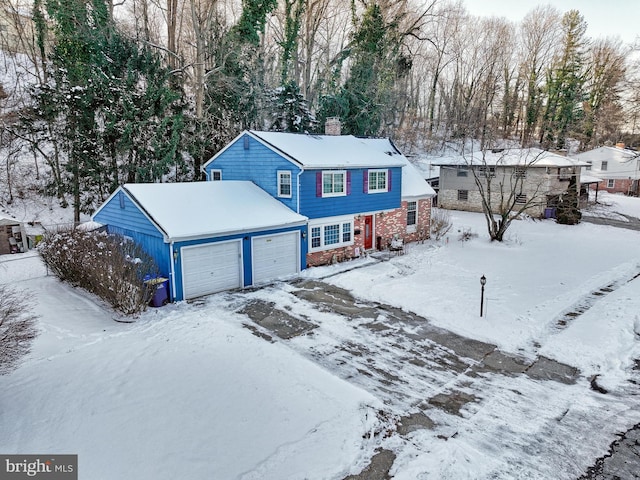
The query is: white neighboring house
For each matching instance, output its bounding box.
[571,144,640,196]
[433,148,587,218]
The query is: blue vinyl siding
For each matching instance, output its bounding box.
[94,191,172,296]
[205,134,301,212]
[300,167,402,218]
[94,192,163,238]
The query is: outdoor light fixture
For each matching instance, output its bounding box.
[480,275,487,317]
[301,230,307,239]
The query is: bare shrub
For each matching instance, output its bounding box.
[458,227,478,242]
[430,208,453,241]
[38,228,159,316]
[0,285,38,374]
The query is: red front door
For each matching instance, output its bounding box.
[364,215,373,249]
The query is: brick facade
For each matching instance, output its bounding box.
[306,198,432,266]
[590,178,638,195]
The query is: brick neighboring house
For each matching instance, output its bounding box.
[571,144,640,195]
[433,148,587,218]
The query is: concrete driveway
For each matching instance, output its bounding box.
[231,277,635,479]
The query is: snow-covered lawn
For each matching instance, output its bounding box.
[1,204,640,479]
[0,256,380,479]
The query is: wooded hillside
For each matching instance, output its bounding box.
[1,0,639,220]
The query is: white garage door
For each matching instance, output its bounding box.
[181,241,242,299]
[252,232,299,285]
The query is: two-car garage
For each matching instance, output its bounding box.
[181,231,300,300]
[93,181,308,302]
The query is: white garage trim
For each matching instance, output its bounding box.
[252,231,300,285]
[181,240,242,299]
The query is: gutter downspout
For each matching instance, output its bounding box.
[169,241,177,301]
[296,169,303,214]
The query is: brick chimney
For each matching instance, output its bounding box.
[324,117,341,136]
[616,142,626,149]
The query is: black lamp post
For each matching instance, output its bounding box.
[480,275,486,317]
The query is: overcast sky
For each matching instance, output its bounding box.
[464,0,639,45]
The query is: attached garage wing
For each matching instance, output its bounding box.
[181,241,242,299]
[252,232,299,285]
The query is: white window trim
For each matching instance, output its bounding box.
[277,170,292,198]
[210,169,222,181]
[406,201,417,233]
[322,170,347,197]
[308,216,354,252]
[601,161,608,171]
[607,179,615,188]
[368,169,389,193]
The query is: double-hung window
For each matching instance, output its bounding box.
[278,171,292,198]
[368,169,388,193]
[406,201,417,232]
[210,169,222,181]
[322,171,346,197]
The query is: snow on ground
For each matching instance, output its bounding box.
[583,190,640,221]
[0,256,380,480]
[1,201,640,479]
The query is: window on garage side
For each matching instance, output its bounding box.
[311,227,321,249]
[458,189,468,201]
[278,171,292,197]
[210,169,222,181]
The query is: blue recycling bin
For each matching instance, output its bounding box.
[146,277,169,307]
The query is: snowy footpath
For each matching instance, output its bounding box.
[1,197,640,479]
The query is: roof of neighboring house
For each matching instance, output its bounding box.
[0,215,21,226]
[573,146,638,162]
[359,138,436,199]
[246,131,406,169]
[94,182,307,241]
[431,148,588,168]
[572,146,640,179]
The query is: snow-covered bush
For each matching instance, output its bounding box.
[38,227,159,316]
[0,285,38,374]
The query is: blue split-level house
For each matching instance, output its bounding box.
[93,121,435,301]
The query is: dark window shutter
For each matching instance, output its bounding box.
[346,171,351,195]
[363,169,369,193]
[316,171,322,197]
[388,169,392,191]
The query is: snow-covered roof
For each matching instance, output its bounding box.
[104,182,307,241]
[431,148,589,168]
[0,215,21,226]
[249,131,406,169]
[572,146,638,162]
[359,138,436,199]
[580,174,603,184]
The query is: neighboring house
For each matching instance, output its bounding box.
[0,215,28,254]
[571,144,640,195]
[433,148,587,218]
[92,181,307,301]
[202,130,434,266]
